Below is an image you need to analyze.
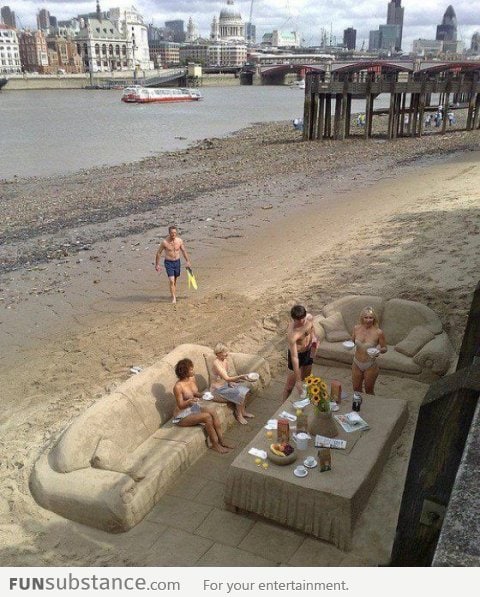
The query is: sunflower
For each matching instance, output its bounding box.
[310,385,320,396]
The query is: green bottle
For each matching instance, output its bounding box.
[296,408,308,434]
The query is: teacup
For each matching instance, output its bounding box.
[305,456,316,467]
[295,465,307,475]
[342,340,355,350]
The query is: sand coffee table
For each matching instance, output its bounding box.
[224,394,408,551]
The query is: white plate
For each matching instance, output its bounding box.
[342,340,355,350]
[303,459,317,469]
[367,348,380,357]
[294,467,308,478]
[329,403,340,412]
[202,392,214,400]
[292,398,310,409]
[247,372,260,381]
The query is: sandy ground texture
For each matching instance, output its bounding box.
[1,121,480,566]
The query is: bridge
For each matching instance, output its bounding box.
[140,68,187,87]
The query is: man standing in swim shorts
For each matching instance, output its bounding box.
[155,226,192,304]
[283,304,318,399]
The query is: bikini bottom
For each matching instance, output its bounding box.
[353,357,377,372]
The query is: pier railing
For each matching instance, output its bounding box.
[390,282,480,566]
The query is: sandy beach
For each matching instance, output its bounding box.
[1,120,479,566]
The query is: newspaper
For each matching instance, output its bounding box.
[334,413,370,433]
[314,435,347,449]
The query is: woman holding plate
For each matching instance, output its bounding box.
[173,358,233,453]
[210,343,254,425]
[351,307,387,395]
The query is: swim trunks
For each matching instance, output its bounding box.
[287,348,313,371]
[164,259,181,278]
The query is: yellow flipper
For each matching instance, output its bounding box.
[186,267,198,290]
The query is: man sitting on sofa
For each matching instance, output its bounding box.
[283,305,318,400]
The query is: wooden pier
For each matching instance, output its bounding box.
[303,61,480,141]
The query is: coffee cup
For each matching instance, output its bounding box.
[295,465,307,475]
[293,432,309,450]
[305,456,316,467]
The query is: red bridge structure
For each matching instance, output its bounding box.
[302,60,480,141]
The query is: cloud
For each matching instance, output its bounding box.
[5,1,480,50]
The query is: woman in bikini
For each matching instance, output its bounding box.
[210,343,254,425]
[173,358,232,454]
[351,306,387,395]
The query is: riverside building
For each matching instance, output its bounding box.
[0,23,21,73]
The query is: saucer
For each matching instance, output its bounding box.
[303,458,317,469]
[367,348,380,357]
[202,392,214,401]
[247,372,260,381]
[342,340,354,350]
[294,467,308,478]
[329,403,339,412]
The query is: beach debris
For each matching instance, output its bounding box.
[261,204,273,210]
[130,366,142,374]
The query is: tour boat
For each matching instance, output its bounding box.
[121,86,202,103]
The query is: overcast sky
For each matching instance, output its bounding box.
[4,1,480,50]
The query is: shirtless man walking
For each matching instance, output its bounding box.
[283,304,318,399]
[155,226,192,304]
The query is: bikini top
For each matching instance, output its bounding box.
[354,338,377,350]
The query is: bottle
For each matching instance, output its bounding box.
[296,408,307,434]
[352,392,362,412]
[330,380,342,404]
[277,418,290,443]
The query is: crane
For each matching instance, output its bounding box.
[249,0,254,24]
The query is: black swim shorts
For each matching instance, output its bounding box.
[287,348,313,371]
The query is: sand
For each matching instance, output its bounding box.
[1,121,479,566]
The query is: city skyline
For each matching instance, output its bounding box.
[2,0,479,50]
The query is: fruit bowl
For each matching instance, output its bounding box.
[267,445,298,466]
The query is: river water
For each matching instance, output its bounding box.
[0,86,390,180]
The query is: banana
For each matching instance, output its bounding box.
[270,443,285,457]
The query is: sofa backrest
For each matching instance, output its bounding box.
[382,298,442,345]
[323,295,386,335]
[161,343,212,391]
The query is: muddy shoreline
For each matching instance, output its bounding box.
[2,120,480,274]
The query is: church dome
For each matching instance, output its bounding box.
[220,1,242,21]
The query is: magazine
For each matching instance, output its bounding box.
[314,435,347,450]
[334,413,370,433]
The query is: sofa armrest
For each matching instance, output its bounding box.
[229,352,271,389]
[413,333,455,376]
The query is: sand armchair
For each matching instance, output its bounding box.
[30,344,270,533]
[313,295,455,383]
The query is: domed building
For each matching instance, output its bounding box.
[210,0,245,42]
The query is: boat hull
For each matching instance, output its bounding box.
[121,86,202,104]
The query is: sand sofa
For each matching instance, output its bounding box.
[30,344,270,533]
[313,295,455,383]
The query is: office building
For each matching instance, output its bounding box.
[436,5,457,42]
[37,8,50,31]
[386,0,404,50]
[165,20,185,43]
[1,5,16,28]
[343,27,356,50]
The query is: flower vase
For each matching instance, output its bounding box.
[308,409,338,438]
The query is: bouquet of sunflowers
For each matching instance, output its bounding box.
[304,374,330,413]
